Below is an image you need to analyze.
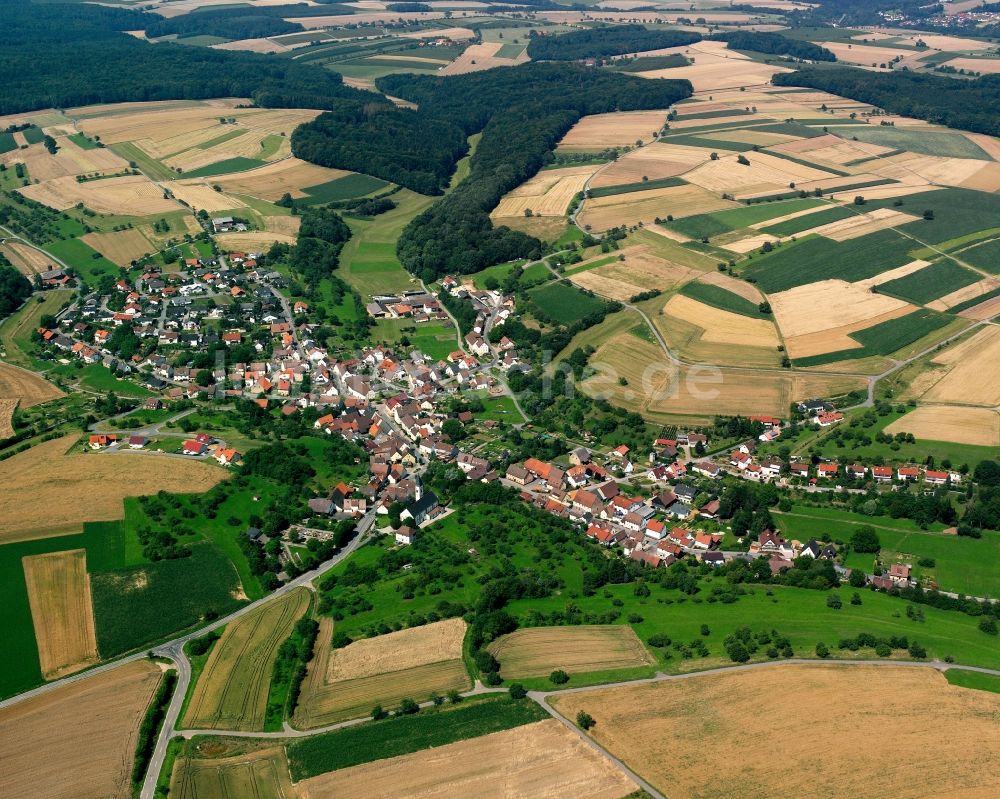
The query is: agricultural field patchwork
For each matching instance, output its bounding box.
[184,588,310,731]
[171,746,296,799]
[295,618,471,728]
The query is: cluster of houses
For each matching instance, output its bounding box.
[86,428,241,465]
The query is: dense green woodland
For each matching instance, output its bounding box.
[711,31,836,62]
[775,67,1000,137]
[0,0,367,115]
[525,25,700,61]
[0,258,32,320]
[350,66,691,278]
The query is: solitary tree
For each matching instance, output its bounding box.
[577,711,595,730]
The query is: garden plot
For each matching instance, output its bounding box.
[551,664,1000,799]
[577,183,737,231]
[20,174,180,215]
[491,164,598,218]
[886,405,999,447]
[558,110,670,150]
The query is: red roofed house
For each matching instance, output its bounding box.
[182,440,207,456]
[817,462,839,477]
[88,434,117,449]
[897,466,919,481]
[872,465,893,482]
[924,470,949,485]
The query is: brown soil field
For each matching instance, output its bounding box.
[920,325,1000,406]
[559,110,669,150]
[161,180,247,213]
[0,361,65,408]
[886,405,999,447]
[214,230,297,251]
[20,174,180,215]
[658,294,781,367]
[0,241,56,277]
[552,664,1000,799]
[294,618,471,728]
[23,548,99,679]
[958,161,1000,191]
[0,659,162,799]
[326,617,466,682]
[81,228,156,266]
[184,588,310,731]
[570,246,699,302]
[0,435,225,544]
[963,132,1000,162]
[438,41,527,76]
[491,165,598,218]
[588,142,709,188]
[769,279,915,339]
[927,277,1000,311]
[488,625,654,679]
[958,292,1000,320]
[211,158,349,201]
[578,183,737,231]
[171,747,296,799]
[298,719,637,799]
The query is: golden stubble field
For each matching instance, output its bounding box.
[552,664,1000,799]
[488,625,654,679]
[885,405,999,447]
[570,245,700,302]
[0,362,64,438]
[23,549,99,680]
[657,294,781,367]
[918,325,1000,407]
[0,660,163,799]
[0,241,57,277]
[171,746,296,799]
[491,164,598,218]
[205,157,348,201]
[294,618,470,728]
[559,110,669,149]
[20,174,180,216]
[184,588,310,731]
[298,719,638,799]
[0,435,226,543]
[577,183,737,231]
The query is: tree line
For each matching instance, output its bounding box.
[0,257,32,321]
[0,0,369,116]
[710,31,836,62]
[525,25,700,61]
[773,66,1000,138]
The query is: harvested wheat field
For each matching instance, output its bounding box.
[214,230,297,250]
[680,151,832,194]
[552,664,1000,799]
[0,241,58,276]
[578,183,737,231]
[658,294,781,367]
[23,549,99,679]
[0,659,162,799]
[559,110,669,150]
[491,165,598,218]
[886,406,999,447]
[958,292,1000,320]
[493,214,569,241]
[588,142,710,188]
[0,398,16,438]
[695,269,765,302]
[184,588,310,731]
[20,174,179,215]
[489,625,654,679]
[805,207,919,241]
[570,247,699,302]
[0,362,64,408]
[211,158,350,201]
[0,435,225,543]
[171,747,296,799]
[81,228,155,266]
[819,41,914,66]
[161,180,247,213]
[298,719,637,799]
[919,325,1000,407]
[294,618,470,728]
[943,56,1000,74]
[643,59,790,91]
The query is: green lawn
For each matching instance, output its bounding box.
[0,289,73,369]
[408,321,460,360]
[45,238,119,282]
[528,281,608,325]
[472,392,526,424]
[945,669,1000,694]
[75,363,153,397]
[68,132,98,150]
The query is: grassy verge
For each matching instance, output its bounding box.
[507,665,657,692]
[945,669,1000,694]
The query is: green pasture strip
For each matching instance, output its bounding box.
[762,148,850,177]
[679,281,766,318]
[183,157,266,178]
[587,176,684,198]
[760,204,855,236]
[877,260,980,304]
